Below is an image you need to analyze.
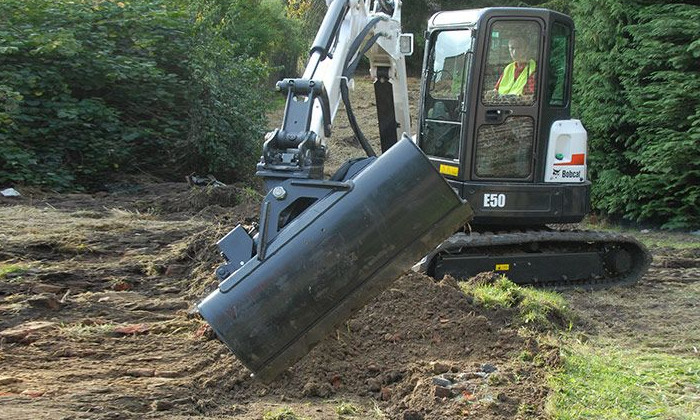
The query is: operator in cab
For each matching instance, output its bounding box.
[485,36,536,102]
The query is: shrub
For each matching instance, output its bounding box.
[178,0,300,181]
[574,0,699,229]
[0,0,190,188]
[0,0,304,190]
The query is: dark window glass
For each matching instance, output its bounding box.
[421,29,471,161]
[482,21,540,106]
[475,116,534,178]
[548,23,571,106]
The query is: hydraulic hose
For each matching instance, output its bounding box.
[340,16,388,157]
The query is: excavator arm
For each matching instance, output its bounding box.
[257,0,412,189]
[197,0,473,382]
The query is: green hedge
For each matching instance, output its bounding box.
[574,0,699,229]
[0,0,302,189]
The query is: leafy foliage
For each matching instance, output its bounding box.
[180,0,304,181]
[0,0,303,189]
[0,0,190,188]
[574,0,700,229]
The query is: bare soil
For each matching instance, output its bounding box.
[1,77,698,419]
[563,233,700,356]
[0,185,555,420]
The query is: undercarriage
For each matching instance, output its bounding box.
[419,229,652,289]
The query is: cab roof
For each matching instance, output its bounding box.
[428,7,569,31]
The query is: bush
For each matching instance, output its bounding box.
[179,0,304,181]
[0,0,304,190]
[574,0,700,229]
[0,0,191,188]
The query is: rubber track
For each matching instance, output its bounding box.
[420,229,653,290]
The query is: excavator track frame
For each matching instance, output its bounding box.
[422,229,652,290]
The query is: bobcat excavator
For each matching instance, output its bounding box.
[197,0,650,381]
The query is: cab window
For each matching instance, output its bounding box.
[481,21,540,106]
[421,29,472,162]
[547,22,571,106]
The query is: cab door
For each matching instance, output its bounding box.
[419,28,473,178]
[471,19,544,182]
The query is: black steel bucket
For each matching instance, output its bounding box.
[198,138,472,381]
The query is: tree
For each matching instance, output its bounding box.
[574,0,699,229]
[0,0,305,189]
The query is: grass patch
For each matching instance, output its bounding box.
[58,322,117,339]
[336,401,359,416]
[370,401,388,419]
[460,275,573,330]
[263,407,304,420]
[239,185,264,203]
[547,340,700,419]
[107,207,160,220]
[0,262,28,279]
[636,235,700,251]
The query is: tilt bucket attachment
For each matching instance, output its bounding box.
[198,137,473,381]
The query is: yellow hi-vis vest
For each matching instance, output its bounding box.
[497,59,536,95]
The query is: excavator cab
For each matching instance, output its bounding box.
[416,8,649,287]
[419,8,590,225]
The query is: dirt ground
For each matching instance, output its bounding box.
[2,186,698,420]
[563,233,700,356]
[0,184,549,420]
[1,77,698,419]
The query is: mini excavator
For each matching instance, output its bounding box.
[197,0,650,381]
